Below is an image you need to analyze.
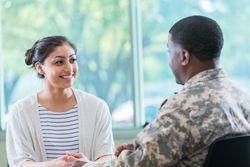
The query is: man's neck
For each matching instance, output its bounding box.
[184,59,219,83]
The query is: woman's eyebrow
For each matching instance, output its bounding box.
[69,54,76,57]
[54,55,65,59]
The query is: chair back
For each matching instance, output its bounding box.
[203,134,250,167]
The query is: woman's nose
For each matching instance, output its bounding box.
[64,61,73,72]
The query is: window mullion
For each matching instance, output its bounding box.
[129,0,144,127]
[0,5,6,130]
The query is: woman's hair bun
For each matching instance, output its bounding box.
[24,47,35,65]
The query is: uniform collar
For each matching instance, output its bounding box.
[183,68,225,89]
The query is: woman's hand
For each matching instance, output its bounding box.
[115,144,135,157]
[66,152,89,167]
[21,155,68,167]
[49,155,68,167]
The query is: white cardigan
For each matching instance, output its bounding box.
[6,88,115,167]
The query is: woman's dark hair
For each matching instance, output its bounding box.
[25,35,77,78]
[169,15,224,61]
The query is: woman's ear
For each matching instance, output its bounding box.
[180,49,190,66]
[35,63,45,76]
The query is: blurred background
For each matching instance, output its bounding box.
[1,0,250,166]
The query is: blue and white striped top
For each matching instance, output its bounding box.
[38,105,79,160]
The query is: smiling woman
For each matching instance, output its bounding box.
[6,36,115,167]
[35,47,77,96]
[1,0,134,130]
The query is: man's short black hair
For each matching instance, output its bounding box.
[169,15,224,61]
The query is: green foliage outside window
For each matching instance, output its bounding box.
[1,0,250,127]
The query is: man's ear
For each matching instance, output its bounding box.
[35,63,45,76]
[180,49,190,66]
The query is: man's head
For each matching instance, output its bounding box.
[167,15,224,85]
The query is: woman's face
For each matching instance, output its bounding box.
[38,43,78,89]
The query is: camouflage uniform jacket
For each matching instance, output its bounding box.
[85,68,250,167]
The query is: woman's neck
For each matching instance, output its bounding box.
[42,87,72,100]
[37,87,76,112]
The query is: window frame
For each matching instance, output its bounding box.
[129,0,144,128]
[0,0,146,131]
[0,5,6,131]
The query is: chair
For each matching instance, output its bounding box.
[203,134,250,167]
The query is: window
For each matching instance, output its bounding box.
[0,0,134,129]
[1,0,250,130]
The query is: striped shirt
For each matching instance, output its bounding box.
[38,105,79,160]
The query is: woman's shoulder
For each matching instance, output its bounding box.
[9,95,37,113]
[73,88,107,105]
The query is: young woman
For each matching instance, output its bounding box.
[6,36,115,167]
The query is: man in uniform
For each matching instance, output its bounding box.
[71,15,250,167]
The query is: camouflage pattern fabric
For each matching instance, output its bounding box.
[85,68,250,167]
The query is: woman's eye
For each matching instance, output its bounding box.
[70,58,77,64]
[55,60,64,65]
